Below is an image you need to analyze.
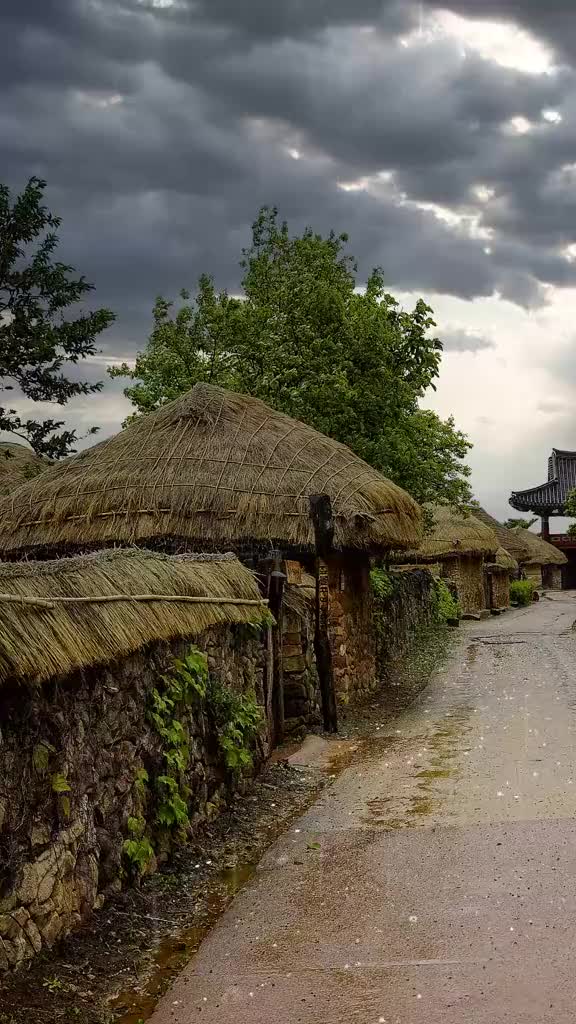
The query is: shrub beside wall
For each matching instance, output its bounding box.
[510,579,535,606]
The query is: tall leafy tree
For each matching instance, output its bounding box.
[111,207,471,506]
[0,177,115,457]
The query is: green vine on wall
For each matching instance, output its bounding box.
[123,645,263,875]
[147,647,209,836]
[370,567,397,601]
[206,678,262,774]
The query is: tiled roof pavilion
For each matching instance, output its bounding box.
[510,449,576,517]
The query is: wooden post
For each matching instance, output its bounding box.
[309,494,338,733]
[541,515,550,541]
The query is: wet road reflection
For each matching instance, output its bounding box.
[150,593,576,1024]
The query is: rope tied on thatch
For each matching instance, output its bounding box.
[0,548,271,688]
[391,503,499,563]
[0,592,268,610]
[0,383,423,556]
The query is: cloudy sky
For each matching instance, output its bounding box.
[4,0,576,522]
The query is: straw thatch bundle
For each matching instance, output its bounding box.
[510,527,567,566]
[0,384,422,557]
[486,547,518,572]
[469,506,530,562]
[0,548,268,687]
[394,504,498,562]
[284,572,316,618]
[0,442,47,496]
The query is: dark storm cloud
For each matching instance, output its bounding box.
[442,328,495,352]
[3,0,576,359]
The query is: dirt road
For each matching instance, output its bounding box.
[150,593,576,1023]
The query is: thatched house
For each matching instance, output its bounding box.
[471,506,530,566]
[510,527,567,590]
[395,505,499,618]
[0,548,271,969]
[0,441,47,496]
[484,546,518,613]
[0,384,423,717]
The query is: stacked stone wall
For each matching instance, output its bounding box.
[327,555,376,703]
[0,624,266,970]
[282,605,321,735]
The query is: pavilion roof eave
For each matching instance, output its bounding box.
[510,479,564,515]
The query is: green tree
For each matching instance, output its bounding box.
[1,177,115,457]
[110,207,471,505]
[502,517,537,530]
[563,491,576,536]
[110,276,240,422]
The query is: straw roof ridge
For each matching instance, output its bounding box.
[394,503,498,562]
[509,527,567,566]
[468,506,530,562]
[0,547,239,581]
[0,442,48,496]
[485,546,518,572]
[0,383,422,556]
[0,547,269,688]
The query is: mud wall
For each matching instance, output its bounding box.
[441,555,486,616]
[0,625,266,970]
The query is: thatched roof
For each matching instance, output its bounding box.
[284,572,316,618]
[486,546,518,572]
[395,504,498,563]
[0,442,48,496]
[469,506,530,562]
[0,384,422,557]
[510,527,567,566]
[0,548,268,687]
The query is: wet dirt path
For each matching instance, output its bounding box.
[150,593,576,1023]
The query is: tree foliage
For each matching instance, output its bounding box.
[502,517,537,530]
[110,207,471,505]
[0,177,115,457]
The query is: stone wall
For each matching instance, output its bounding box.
[282,604,321,735]
[0,625,267,970]
[373,568,440,684]
[440,554,487,617]
[327,554,376,703]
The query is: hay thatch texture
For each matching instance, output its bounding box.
[487,547,518,572]
[0,442,48,496]
[510,527,567,566]
[0,548,268,687]
[0,384,422,556]
[395,504,498,562]
[470,506,530,562]
[284,572,316,618]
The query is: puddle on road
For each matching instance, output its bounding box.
[110,863,255,1023]
[360,701,474,830]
